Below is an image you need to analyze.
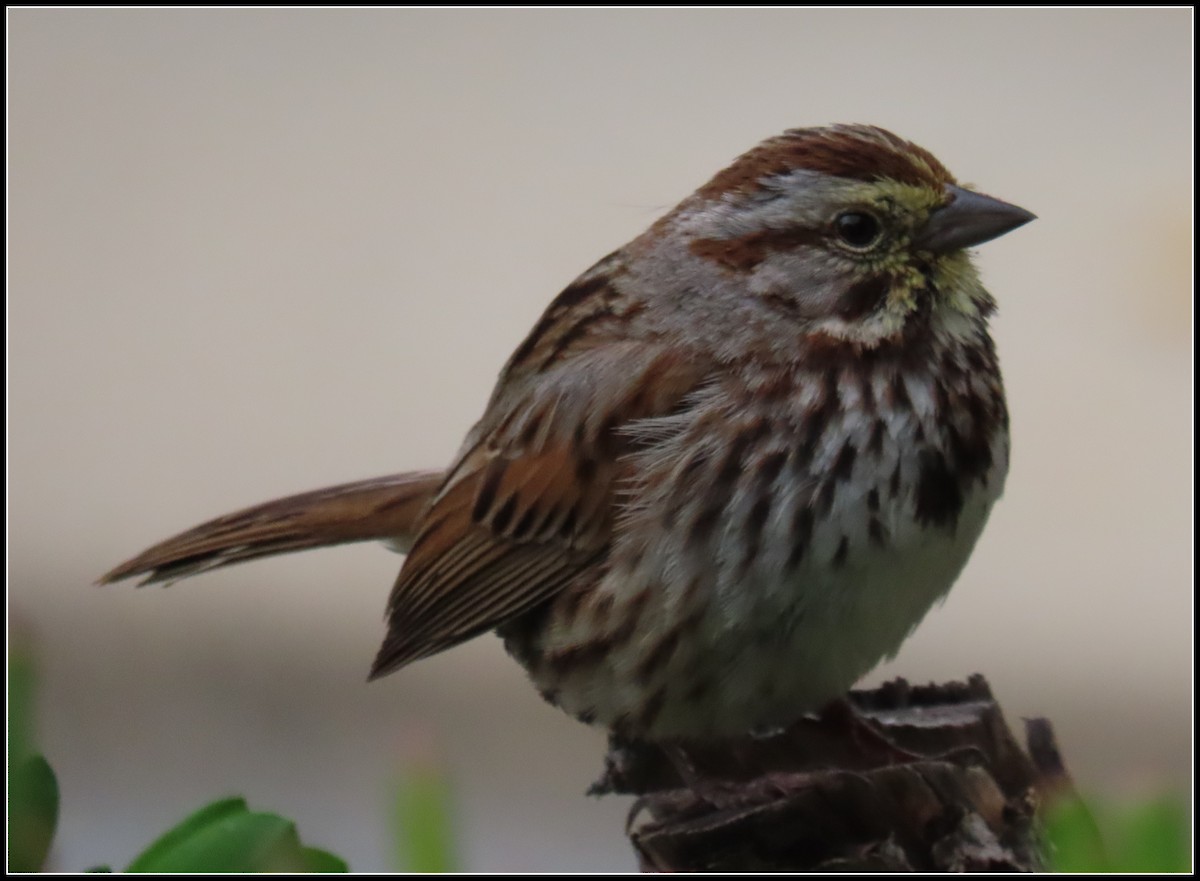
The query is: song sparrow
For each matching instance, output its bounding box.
[102,125,1034,739]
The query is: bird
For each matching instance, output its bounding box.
[101,124,1034,741]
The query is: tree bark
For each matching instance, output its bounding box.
[593,675,1071,872]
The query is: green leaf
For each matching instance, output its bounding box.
[1044,793,1110,872]
[1045,792,1192,874]
[126,797,249,871]
[8,754,61,872]
[7,639,60,871]
[126,797,347,873]
[7,643,36,770]
[1110,796,1190,873]
[393,766,457,872]
[301,847,350,873]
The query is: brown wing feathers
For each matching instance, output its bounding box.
[369,347,712,678]
[102,314,711,681]
[369,446,609,677]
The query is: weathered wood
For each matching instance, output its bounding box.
[594,675,1066,872]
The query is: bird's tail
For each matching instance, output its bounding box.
[99,469,445,586]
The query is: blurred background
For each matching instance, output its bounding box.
[9,8,1191,872]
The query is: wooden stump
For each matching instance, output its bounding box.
[593,675,1071,872]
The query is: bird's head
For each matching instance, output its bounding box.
[656,125,1035,350]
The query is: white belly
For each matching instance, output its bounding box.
[514,367,1010,739]
[688,480,998,734]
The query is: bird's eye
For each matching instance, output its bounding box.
[835,212,882,249]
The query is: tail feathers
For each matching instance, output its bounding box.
[99,469,445,586]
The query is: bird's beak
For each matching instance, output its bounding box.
[914,185,1036,254]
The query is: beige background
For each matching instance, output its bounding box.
[9,8,1192,872]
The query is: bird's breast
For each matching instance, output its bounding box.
[503,349,1009,738]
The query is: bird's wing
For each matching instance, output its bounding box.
[370,340,709,677]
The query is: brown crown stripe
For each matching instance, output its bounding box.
[696,126,954,201]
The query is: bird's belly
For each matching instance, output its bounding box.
[673,484,998,736]
[503,476,1001,739]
